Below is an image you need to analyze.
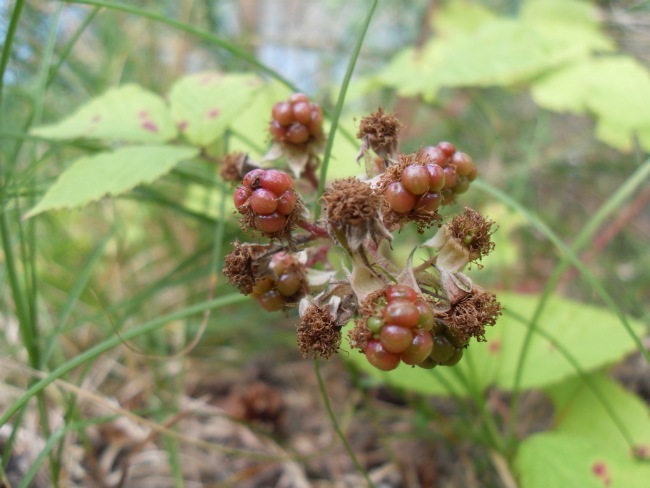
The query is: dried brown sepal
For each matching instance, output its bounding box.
[220,152,257,183]
[357,107,402,163]
[321,178,392,251]
[297,304,341,359]
[223,242,260,295]
[448,207,496,267]
[376,153,443,233]
[438,287,503,344]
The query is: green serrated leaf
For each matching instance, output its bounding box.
[169,72,263,147]
[546,374,650,456]
[492,292,644,390]
[531,57,650,151]
[32,84,176,143]
[515,432,650,488]
[25,145,198,218]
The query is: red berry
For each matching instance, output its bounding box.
[261,169,293,194]
[385,284,418,303]
[425,164,445,191]
[452,152,473,176]
[401,165,429,195]
[467,165,478,181]
[272,102,294,126]
[422,146,447,167]
[243,168,265,189]
[401,330,434,365]
[249,188,278,215]
[233,186,251,210]
[415,301,434,331]
[252,275,274,295]
[285,123,310,144]
[289,93,310,104]
[258,289,284,311]
[415,191,441,213]
[437,141,456,158]
[292,102,312,125]
[385,181,416,213]
[308,109,323,135]
[429,334,455,363]
[270,120,287,142]
[277,190,297,215]
[365,340,400,371]
[380,324,414,354]
[276,272,302,297]
[443,166,458,190]
[254,212,286,234]
[384,299,419,328]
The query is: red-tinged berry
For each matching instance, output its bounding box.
[380,324,414,354]
[289,93,310,104]
[453,177,470,194]
[384,299,419,328]
[367,316,384,334]
[308,109,323,135]
[249,188,278,215]
[254,212,286,234]
[365,340,400,371]
[401,330,434,365]
[442,347,464,366]
[277,191,297,215]
[243,169,265,189]
[270,120,287,142]
[429,334,455,363]
[415,191,441,213]
[467,165,478,181]
[258,289,284,311]
[401,165,429,195]
[422,146,447,167]
[252,275,274,295]
[234,186,251,210]
[276,272,302,297]
[385,181,416,213]
[443,166,459,190]
[261,169,293,194]
[452,152,473,176]
[425,163,445,191]
[272,102,294,126]
[385,284,418,303]
[286,123,310,144]
[292,102,312,125]
[418,356,437,369]
[437,141,456,158]
[415,301,434,331]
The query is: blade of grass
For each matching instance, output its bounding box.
[314,0,379,220]
[0,293,248,427]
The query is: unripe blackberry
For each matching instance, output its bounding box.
[250,252,308,311]
[235,169,303,238]
[270,93,324,145]
[353,284,438,370]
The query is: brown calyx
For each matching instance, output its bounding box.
[322,178,379,227]
[357,107,402,157]
[223,242,263,295]
[438,287,503,344]
[297,305,341,359]
[447,208,496,266]
[219,152,249,183]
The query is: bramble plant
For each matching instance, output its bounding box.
[223,103,502,372]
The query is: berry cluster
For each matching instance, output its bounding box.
[251,252,306,311]
[421,142,477,205]
[234,168,299,235]
[363,285,435,371]
[270,93,324,146]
